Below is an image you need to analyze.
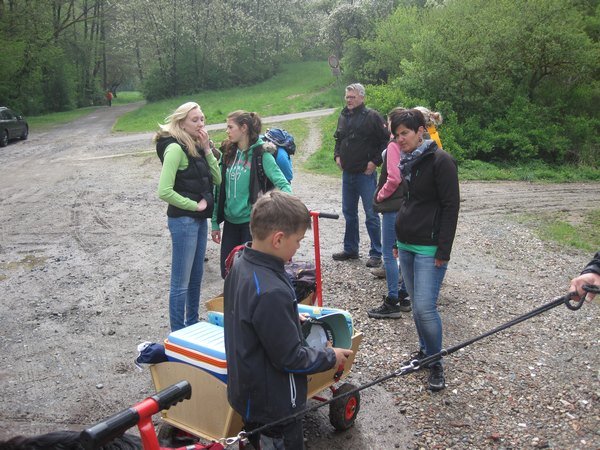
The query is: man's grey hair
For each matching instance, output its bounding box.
[346,83,365,97]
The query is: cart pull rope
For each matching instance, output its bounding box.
[222,287,596,447]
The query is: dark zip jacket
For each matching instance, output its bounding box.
[333,103,388,173]
[156,136,214,219]
[223,246,336,424]
[395,142,460,261]
[581,251,600,276]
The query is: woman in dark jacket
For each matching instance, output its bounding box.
[393,108,460,392]
[154,102,221,331]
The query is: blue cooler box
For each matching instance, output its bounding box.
[164,322,227,382]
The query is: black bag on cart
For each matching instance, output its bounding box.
[285,261,316,301]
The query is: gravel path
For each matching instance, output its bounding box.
[0,105,598,449]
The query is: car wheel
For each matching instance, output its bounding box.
[0,130,8,147]
[21,126,28,140]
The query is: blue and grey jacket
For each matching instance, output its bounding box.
[223,246,336,424]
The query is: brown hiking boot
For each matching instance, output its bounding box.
[370,266,386,278]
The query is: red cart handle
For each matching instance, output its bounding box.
[314,212,339,220]
[309,211,339,307]
[80,380,191,450]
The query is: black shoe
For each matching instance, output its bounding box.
[367,296,401,319]
[406,349,427,369]
[365,256,382,268]
[410,349,426,361]
[398,297,412,312]
[428,362,445,391]
[332,251,359,261]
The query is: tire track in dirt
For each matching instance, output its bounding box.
[459,182,597,217]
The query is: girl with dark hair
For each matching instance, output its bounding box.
[154,102,221,332]
[211,110,291,278]
[391,108,460,392]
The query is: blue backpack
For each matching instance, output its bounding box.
[258,128,295,185]
[263,128,296,156]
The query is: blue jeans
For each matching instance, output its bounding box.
[398,250,447,356]
[341,171,381,258]
[168,216,208,331]
[381,211,408,300]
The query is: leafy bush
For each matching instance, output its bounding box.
[42,54,76,112]
[341,0,600,166]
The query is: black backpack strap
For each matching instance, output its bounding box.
[252,145,275,192]
[255,151,267,188]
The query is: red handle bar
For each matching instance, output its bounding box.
[80,380,191,450]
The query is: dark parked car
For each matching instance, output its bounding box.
[0,106,29,147]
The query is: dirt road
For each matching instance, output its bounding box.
[0,104,598,449]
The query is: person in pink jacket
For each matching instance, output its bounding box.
[368,107,411,318]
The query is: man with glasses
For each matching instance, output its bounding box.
[333,83,389,268]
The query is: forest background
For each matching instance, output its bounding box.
[1,0,599,168]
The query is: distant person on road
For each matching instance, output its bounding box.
[154,102,221,331]
[569,251,600,301]
[224,191,352,450]
[105,90,113,107]
[393,108,460,392]
[333,83,389,268]
[211,110,291,278]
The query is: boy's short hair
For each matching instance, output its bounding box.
[250,191,311,240]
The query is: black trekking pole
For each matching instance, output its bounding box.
[225,285,598,447]
[408,285,597,371]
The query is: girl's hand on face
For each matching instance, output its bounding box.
[198,128,210,152]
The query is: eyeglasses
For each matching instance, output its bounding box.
[345,95,357,100]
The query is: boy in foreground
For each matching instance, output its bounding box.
[224,191,353,449]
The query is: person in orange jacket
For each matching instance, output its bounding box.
[415,106,443,148]
[105,90,113,107]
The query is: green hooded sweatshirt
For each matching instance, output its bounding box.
[212,139,291,229]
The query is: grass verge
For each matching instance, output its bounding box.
[519,209,600,252]
[113,91,145,104]
[26,107,100,130]
[459,160,600,182]
[304,112,340,177]
[310,114,600,181]
[115,61,343,133]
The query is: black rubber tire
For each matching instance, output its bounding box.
[21,126,28,140]
[0,130,8,147]
[329,382,360,431]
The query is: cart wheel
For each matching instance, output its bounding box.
[157,422,198,447]
[329,383,360,431]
